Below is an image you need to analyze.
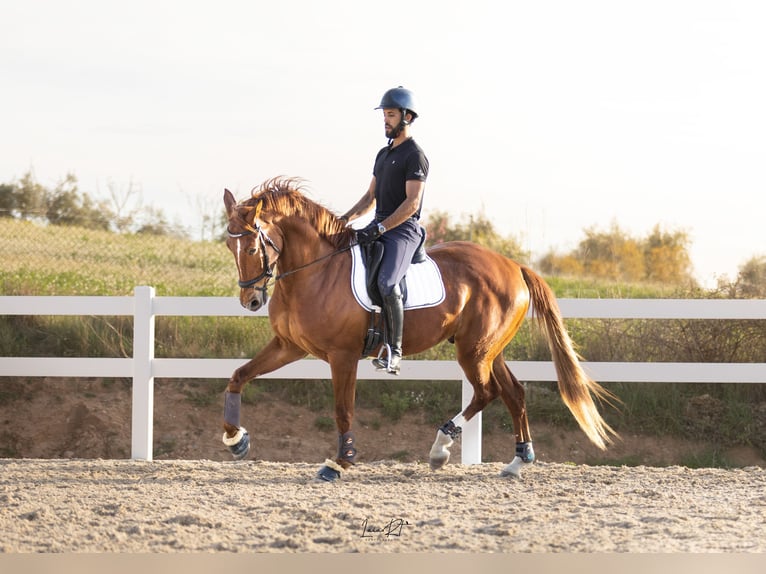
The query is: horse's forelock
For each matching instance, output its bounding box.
[228,203,255,231]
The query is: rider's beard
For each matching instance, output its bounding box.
[385,122,402,140]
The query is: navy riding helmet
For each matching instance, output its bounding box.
[375,86,418,122]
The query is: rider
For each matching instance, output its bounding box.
[341,86,429,375]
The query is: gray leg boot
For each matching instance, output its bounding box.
[372,288,404,375]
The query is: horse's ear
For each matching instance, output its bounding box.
[254,199,263,220]
[223,189,237,217]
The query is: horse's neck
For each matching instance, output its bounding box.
[278,219,337,271]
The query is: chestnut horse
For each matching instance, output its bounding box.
[221,178,617,481]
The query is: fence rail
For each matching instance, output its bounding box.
[2,287,765,463]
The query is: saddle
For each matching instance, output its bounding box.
[359,230,428,357]
[362,231,427,308]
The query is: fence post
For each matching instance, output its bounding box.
[460,377,482,464]
[132,286,155,460]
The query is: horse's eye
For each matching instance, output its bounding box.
[247,248,257,256]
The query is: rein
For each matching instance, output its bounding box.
[274,244,353,281]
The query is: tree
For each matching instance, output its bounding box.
[189,191,227,242]
[135,205,176,236]
[538,222,695,285]
[538,252,584,276]
[0,183,15,218]
[424,210,527,261]
[425,210,460,244]
[735,256,766,298]
[15,170,47,220]
[574,223,644,281]
[105,178,143,233]
[2,168,184,237]
[45,173,112,230]
[644,225,692,283]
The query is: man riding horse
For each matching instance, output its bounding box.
[341,86,429,375]
[220,90,617,480]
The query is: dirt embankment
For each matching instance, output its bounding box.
[2,379,765,468]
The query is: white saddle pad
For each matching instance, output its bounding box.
[350,244,446,312]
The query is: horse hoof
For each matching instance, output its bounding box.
[500,456,525,479]
[429,454,449,471]
[223,428,250,460]
[428,429,453,471]
[316,465,341,483]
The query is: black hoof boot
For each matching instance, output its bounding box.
[516,441,535,463]
[316,459,343,482]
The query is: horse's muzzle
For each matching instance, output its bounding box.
[241,289,268,312]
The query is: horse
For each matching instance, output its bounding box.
[221,178,617,481]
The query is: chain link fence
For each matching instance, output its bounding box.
[1,217,236,297]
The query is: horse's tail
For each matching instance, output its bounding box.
[520,265,619,450]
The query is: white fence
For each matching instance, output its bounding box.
[1,287,765,463]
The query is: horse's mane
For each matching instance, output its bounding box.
[240,177,354,249]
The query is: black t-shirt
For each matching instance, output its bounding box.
[372,138,429,220]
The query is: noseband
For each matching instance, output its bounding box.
[228,221,281,295]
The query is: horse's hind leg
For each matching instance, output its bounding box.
[490,355,535,479]
[429,290,529,471]
[429,358,499,470]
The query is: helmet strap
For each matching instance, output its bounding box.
[387,109,409,144]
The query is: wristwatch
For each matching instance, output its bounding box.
[377,222,386,235]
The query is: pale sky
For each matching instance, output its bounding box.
[2,0,764,287]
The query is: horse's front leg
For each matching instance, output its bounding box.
[316,353,359,482]
[223,336,306,459]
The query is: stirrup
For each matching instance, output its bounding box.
[372,344,392,370]
[372,344,400,374]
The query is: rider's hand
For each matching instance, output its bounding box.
[355,222,381,246]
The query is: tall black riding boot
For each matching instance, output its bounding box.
[372,288,404,375]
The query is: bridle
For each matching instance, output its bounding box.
[227,219,281,298]
[228,217,353,296]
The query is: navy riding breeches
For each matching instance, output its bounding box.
[376,218,423,297]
